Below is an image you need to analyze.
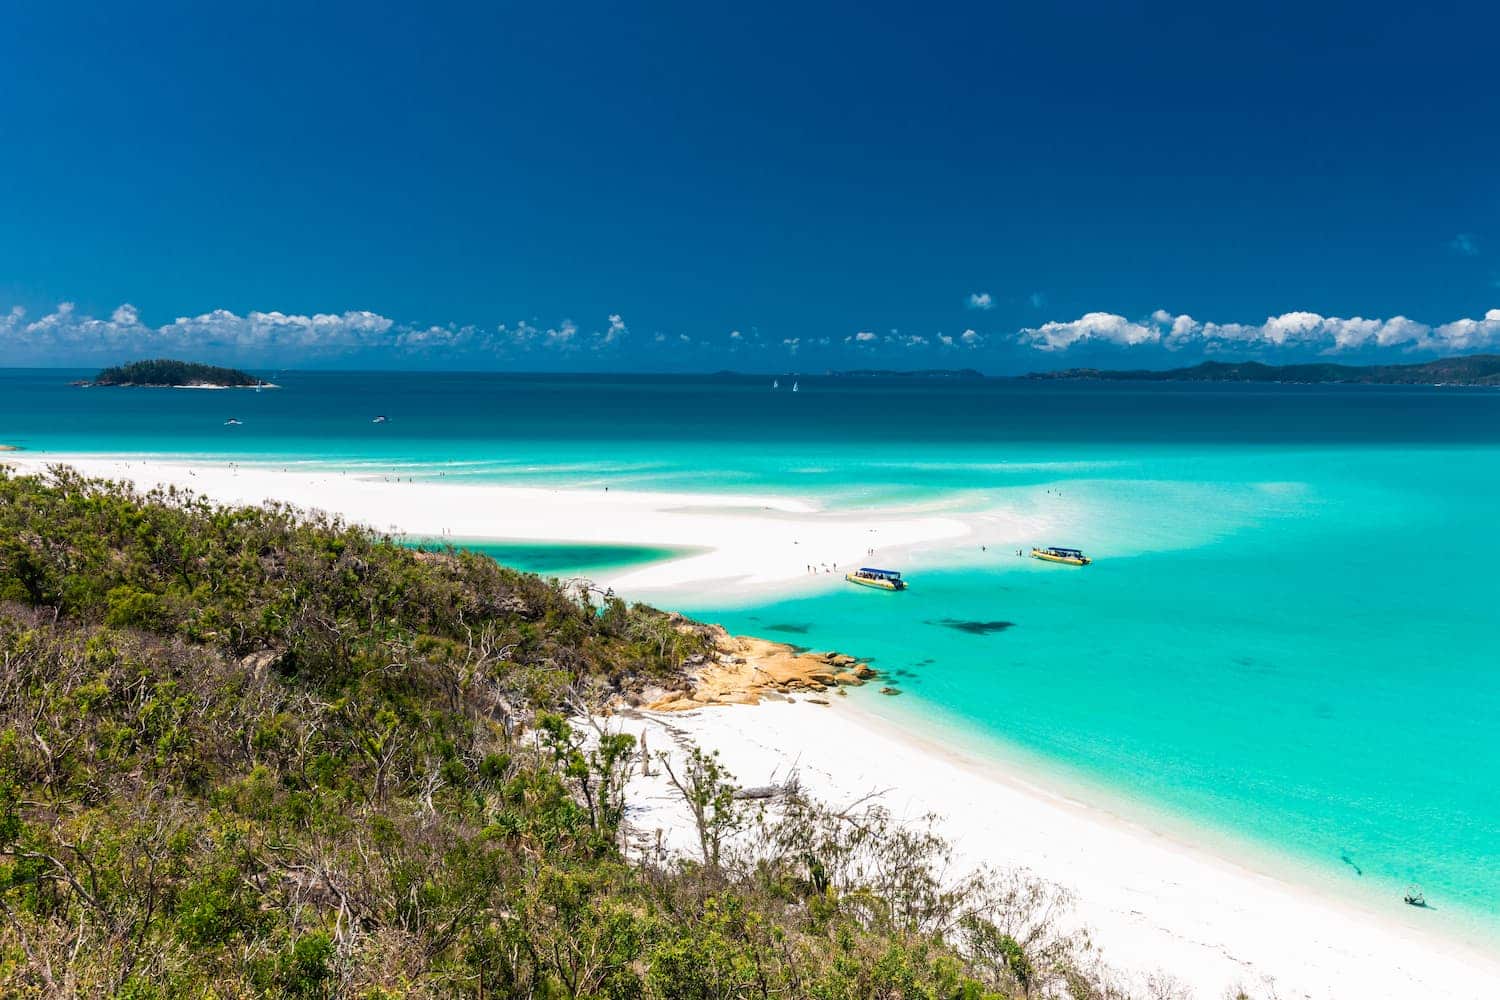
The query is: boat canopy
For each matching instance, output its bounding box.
[856,567,902,579]
[1043,547,1083,556]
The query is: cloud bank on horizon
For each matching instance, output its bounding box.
[0,303,625,365]
[4,300,1500,368]
[1019,308,1500,355]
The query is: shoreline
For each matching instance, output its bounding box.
[618,693,1500,999]
[6,452,1498,994]
[859,683,1500,954]
[0,452,985,602]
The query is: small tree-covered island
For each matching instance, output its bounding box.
[79,358,272,388]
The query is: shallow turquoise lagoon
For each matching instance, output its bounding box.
[682,448,1500,938]
[406,539,690,578]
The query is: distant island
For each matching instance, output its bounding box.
[1025,354,1500,386]
[80,358,272,388]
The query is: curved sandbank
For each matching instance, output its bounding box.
[0,453,980,601]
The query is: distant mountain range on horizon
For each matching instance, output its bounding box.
[1021,354,1500,386]
[811,355,1500,385]
[44,354,1500,385]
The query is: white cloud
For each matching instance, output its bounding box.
[967,292,993,310]
[0,301,642,363]
[12,297,1496,367]
[1020,307,1500,354]
[1020,312,1158,351]
[603,314,627,344]
[1428,309,1500,350]
[3,301,404,357]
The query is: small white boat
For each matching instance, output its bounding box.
[372,415,388,424]
[792,381,799,392]
[773,378,779,389]
[224,418,242,426]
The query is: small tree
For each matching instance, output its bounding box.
[659,747,740,872]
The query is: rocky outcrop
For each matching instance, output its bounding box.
[645,626,880,711]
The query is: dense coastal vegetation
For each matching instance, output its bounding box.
[0,467,1190,999]
[1026,354,1500,385]
[85,359,266,388]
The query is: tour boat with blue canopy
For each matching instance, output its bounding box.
[1031,546,1091,566]
[845,567,908,590]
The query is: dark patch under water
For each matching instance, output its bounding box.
[763,622,811,634]
[930,618,1017,635]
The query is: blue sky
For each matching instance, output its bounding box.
[2,1,1497,371]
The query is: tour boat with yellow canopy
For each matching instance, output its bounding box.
[1031,546,1091,566]
[845,567,907,591]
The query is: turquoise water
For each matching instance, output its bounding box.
[408,539,692,578]
[4,369,1499,937]
[688,469,1500,929]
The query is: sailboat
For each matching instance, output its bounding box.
[792,381,799,392]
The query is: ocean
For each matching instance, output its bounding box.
[3,368,1498,939]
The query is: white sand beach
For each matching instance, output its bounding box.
[6,453,1499,997]
[0,453,994,600]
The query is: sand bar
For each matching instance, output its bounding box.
[0,454,998,600]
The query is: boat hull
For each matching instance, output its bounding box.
[845,573,906,590]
